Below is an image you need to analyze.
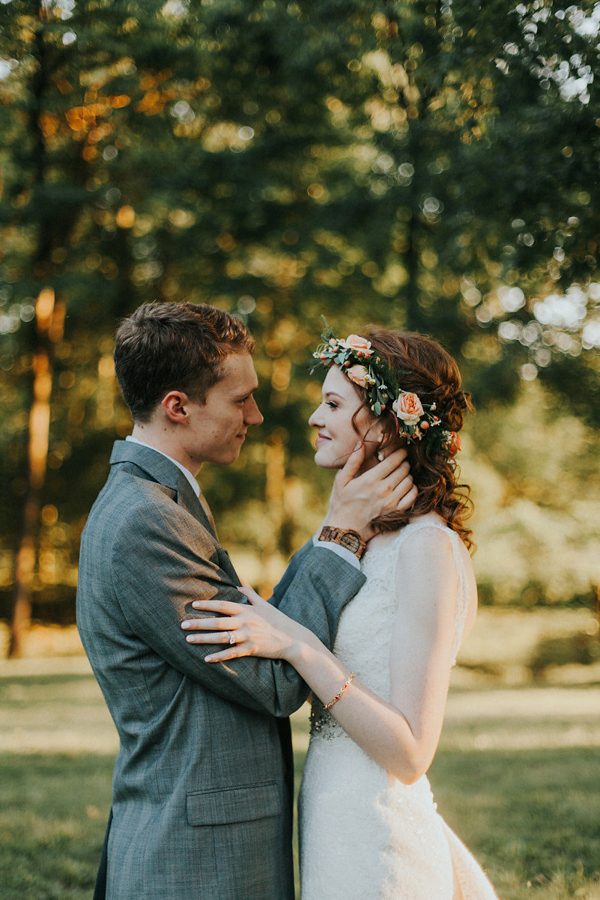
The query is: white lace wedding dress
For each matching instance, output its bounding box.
[299,519,497,899]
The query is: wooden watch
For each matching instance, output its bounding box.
[317,526,367,560]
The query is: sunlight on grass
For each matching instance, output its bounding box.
[0,658,118,755]
[443,686,600,751]
[0,623,83,660]
[457,608,599,684]
[1,642,599,899]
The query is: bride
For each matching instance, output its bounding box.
[183,327,497,899]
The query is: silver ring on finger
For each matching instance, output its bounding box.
[227,631,236,646]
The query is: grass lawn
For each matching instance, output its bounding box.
[1,657,599,899]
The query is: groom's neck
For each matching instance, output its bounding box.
[130,421,201,477]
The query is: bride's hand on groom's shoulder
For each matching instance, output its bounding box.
[180,587,312,663]
[326,444,417,540]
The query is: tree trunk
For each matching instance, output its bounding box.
[8,291,64,657]
[7,4,92,655]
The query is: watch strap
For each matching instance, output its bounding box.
[317,526,367,560]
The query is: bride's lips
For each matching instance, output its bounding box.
[315,433,331,446]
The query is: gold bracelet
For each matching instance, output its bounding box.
[323,672,356,711]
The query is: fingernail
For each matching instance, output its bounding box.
[205,655,215,662]
[181,621,190,629]
[192,601,201,608]
[186,635,195,642]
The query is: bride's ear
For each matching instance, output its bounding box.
[373,420,387,445]
[363,418,387,453]
[371,418,402,460]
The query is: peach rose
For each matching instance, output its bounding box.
[346,364,370,387]
[344,334,373,357]
[392,391,424,425]
[448,431,461,455]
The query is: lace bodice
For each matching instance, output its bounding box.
[310,518,471,741]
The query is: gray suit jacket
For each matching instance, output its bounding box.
[76,441,365,899]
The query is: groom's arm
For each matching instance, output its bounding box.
[270,540,363,648]
[110,497,365,718]
[271,531,360,597]
[269,540,313,607]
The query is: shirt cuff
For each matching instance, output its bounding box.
[312,536,361,570]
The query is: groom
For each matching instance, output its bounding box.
[77,301,415,900]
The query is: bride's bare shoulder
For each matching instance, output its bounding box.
[393,514,477,624]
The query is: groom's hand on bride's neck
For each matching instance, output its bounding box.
[326,445,416,541]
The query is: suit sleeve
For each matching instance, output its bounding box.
[110,500,365,717]
[269,540,313,607]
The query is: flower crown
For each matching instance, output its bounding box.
[311,329,461,454]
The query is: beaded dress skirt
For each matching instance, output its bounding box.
[299,522,497,899]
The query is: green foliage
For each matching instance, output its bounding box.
[529,632,600,677]
[467,382,599,606]
[0,1,598,621]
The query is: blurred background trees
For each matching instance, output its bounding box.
[1,0,598,655]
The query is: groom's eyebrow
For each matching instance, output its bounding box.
[233,382,259,400]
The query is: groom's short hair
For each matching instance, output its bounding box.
[114,301,254,422]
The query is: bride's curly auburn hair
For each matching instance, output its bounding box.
[358,329,475,551]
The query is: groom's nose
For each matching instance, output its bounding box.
[245,396,264,426]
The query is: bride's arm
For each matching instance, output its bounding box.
[301,528,459,782]
[183,528,460,785]
[292,528,459,783]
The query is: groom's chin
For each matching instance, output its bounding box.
[223,448,243,465]
[206,445,244,466]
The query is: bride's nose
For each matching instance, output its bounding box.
[308,405,324,428]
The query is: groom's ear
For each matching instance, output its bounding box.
[161,391,190,424]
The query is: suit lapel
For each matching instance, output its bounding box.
[109,440,215,536]
[175,474,216,537]
[176,480,239,584]
[109,441,240,584]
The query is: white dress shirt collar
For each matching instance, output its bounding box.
[125,436,200,497]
